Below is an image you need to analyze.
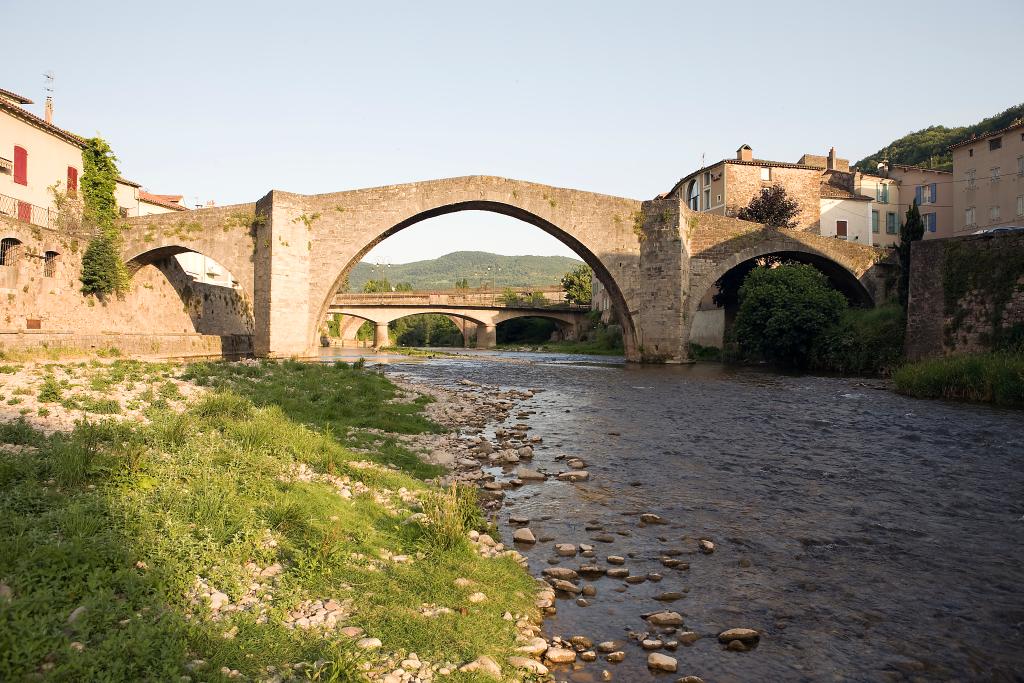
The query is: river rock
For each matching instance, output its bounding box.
[460,655,501,678]
[718,628,759,643]
[558,471,590,482]
[607,555,625,565]
[580,650,597,662]
[567,458,587,469]
[509,514,530,525]
[550,579,581,594]
[698,539,715,554]
[508,656,547,675]
[545,647,577,664]
[592,533,616,543]
[581,585,597,597]
[517,446,534,458]
[606,567,629,578]
[516,467,546,481]
[647,653,678,672]
[727,639,748,652]
[468,592,488,603]
[518,636,548,656]
[677,677,706,683]
[596,641,619,653]
[647,611,684,627]
[542,567,579,581]
[640,513,666,524]
[578,565,606,578]
[554,543,577,557]
[570,635,593,649]
[642,639,663,650]
[356,637,382,649]
[678,631,701,645]
[606,651,625,663]
[656,592,684,601]
[513,528,537,544]
[625,575,646,584]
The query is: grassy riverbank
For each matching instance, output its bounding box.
[494,340,623,356]
[0,360,537,681]
[892,352,1024,407]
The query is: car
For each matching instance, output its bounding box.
[972,225,1024,235]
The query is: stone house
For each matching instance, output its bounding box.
[950,119,1024,235]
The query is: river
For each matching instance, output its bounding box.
[322,348,1024,682]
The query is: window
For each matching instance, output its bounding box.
[836,220,848,238]
[989,137,1002,151]
[66,167,78,197]
[687,180,699,210]
[886,212,897,234]
[0,237,21,266]
[871,210,879,233]
[43,251,59,277]
[991,167,1001,182]
[966,169,976,189]
[1017,195,1023,217]
[969,148,974,157]
[876,184,889,204]
[703,187,710,208]
[13,146,27,186]
[760,167,771,181]
[990,205,1001,222]
[966,207,976,226]
[924,213,936,233]
[703,171,710,185]
[1018,156,1023,176]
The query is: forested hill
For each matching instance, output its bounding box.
[347,251,583,291]
[855,103,1024,172]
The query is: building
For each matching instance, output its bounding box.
[0,87,187,227]
[886,163,953,240]
[798,148,875,245]
[665,145,824,231]
[950,120,1024,235]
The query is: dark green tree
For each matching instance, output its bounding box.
[732,263,847,367]
[394,282,414,292]
[896,200,925,309]
[560,264,593,305]
[737,185,800,228]
[79,137,127,295]
[454,277,470,289]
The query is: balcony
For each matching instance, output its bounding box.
[0,192,57,229]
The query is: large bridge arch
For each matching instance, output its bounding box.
[265,176,644,360]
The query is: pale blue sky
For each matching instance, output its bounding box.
[5,0,1022,263]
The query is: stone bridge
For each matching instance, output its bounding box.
[122,175,889,362]
[328,290,589,348]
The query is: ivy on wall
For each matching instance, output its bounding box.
[79,137,128,295]
[943,238,1024,350]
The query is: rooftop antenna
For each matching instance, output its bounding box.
[43,71,54,124]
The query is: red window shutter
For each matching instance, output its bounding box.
[13,146,27,185]
[18,201,32,222]
[67,166,78,196]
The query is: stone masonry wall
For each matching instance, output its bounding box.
[905,232,1024,359]
[0,215,253,357]
[724,164,822,232]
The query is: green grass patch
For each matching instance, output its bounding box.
[892,352,1024,407]
[0,362,537,680]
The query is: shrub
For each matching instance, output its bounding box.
[733,264,847,367]
[892,352,1024,407]
[809,304,905,376]
[38,375,63,403]
[417,485,485,553]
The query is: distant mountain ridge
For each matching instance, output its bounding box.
[346,251,583,291]
[855,103,1024,172]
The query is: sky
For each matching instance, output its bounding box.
[5,0,1023,263]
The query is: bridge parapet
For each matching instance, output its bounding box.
[333,285,587,310]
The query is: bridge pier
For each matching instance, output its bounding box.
[373,322,390,349]
[476,325,497,349]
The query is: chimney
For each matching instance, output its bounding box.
[827,147,837,170]
[44,96,53,124]
[737,144,753,162]
[877,159,889,178]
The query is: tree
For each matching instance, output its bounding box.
[732,263,847,367]
[454,277,469,289]
[394,282,414,292]
[79,137,127,295]
[362,279,392,293]
[737,185,800,228]
[896,200,925,309]
[561,264,593,305]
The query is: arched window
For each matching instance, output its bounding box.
[687,180,700,210]
[0,238,21,266]
[43,250,59,277]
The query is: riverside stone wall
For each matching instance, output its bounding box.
[905,232,1024,359]
[0,215,253,357]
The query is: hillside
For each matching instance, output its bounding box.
[346,251,584,291]
[855,103,1024,172]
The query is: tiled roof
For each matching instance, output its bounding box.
[820,184,872,201]
[139,191,188,212]
[0,98,85,148]
[948,119,1024,150]
[0,87,33,104]
[118,176,142,188]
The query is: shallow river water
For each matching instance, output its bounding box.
[325,348,1024,682]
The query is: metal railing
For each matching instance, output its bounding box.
[0,192,57,229]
